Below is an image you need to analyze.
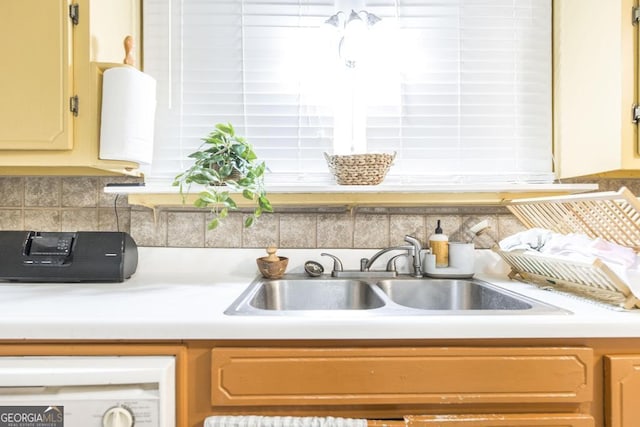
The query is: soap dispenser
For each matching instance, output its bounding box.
[429,220,449,268]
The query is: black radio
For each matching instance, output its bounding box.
[0,231,138,282]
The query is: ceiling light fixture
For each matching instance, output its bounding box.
[324,9,382,68]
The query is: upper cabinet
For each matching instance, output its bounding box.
[554,0,640,179]
[0,1,73,151]
[0,0,141,175]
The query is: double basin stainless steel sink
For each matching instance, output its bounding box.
[224,275,569,316]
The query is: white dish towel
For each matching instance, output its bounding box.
[205,416,368,427]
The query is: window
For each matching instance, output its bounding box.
[143,0,553,186]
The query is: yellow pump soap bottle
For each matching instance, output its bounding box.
[429,219,449,268]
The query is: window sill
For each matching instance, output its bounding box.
[104,182,599,210]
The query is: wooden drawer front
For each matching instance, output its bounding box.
[406,414,594,427]
[211,347,593,406]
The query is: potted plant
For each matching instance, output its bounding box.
[173,122,272,229]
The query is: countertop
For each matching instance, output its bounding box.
[1,247,639,341]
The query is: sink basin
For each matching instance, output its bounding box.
[376,279,533,310]
[225,278,385,314]
[225,275,569,316]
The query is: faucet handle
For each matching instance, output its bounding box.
[320,253,343,276]
[386,253,408,273]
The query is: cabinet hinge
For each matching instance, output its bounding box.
[69,4,79,26]
[633,6,640,25]
[70,95,79,117]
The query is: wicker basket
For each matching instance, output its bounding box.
[324,152,396,185]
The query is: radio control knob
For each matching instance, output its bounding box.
[102,405,134,427]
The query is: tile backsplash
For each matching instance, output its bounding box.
[1,176,638,250]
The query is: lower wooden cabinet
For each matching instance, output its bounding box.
[605,354,640,427]
[211,346,593,407]
[405,414,594,427]
[207,346,594,427]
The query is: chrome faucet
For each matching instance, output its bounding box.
[320,235,424,278]
[320,253,343,274]
[362,235,423,278]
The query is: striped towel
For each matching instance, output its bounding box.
[204,416,368,427]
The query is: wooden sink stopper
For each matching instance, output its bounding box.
[264,246,280,262]
[257,246,288,279]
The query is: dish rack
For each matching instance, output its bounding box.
[496,187,640,309]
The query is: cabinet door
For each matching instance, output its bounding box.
[0,0,73,150]
[605,355,640,427]
[211,347,593,407]
[553,0,640,178]
[406,414,594,427]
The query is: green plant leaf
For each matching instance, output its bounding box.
[244,149,257,161]
[231,143,246,157]
[219,164,233,178]
[207,218,220,230]
[226,197,238,209]
[242,189,254,200]
[216,122,234,135]
[216,191,230,203]
[244,216,254,227]
[198,192,217,204]
[259,196,273,212]
[194,198,209,208]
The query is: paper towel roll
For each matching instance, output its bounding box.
[100,66,156,164]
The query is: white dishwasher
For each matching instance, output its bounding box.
[0,356,175,427]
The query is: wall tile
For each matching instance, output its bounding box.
[621,179,640,195]
[98,207,131,233]
[280,214,317,248]
[353,214,389,248]
[25,177,60,207]
[24,209,60,231]
[0,209,23,230]
[62,177,98,207]
[61,209,98,231]
[205,213,243,248]
[497,214,528,243]
[10,175,640,249]
[317,213,353,248]
[390,215,426,245]
[167,211,205,247]
[0,177,23,207]
[130,208,167,246]
[242,213,279,248]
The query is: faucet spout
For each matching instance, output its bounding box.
[361,235,424,277]
[362,245,414,272]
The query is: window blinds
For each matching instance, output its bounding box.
[143,0,553,185]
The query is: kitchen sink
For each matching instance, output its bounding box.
[224,275,569,316]
[376,279,533,310]
[246,279,384,310]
